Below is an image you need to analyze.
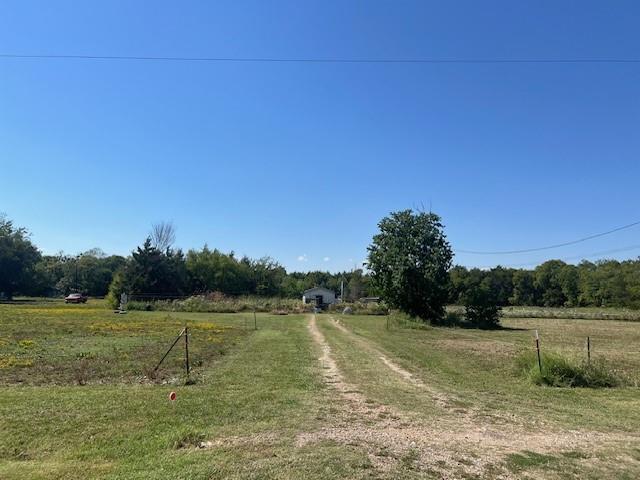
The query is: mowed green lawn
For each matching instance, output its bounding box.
[1,301,640,479]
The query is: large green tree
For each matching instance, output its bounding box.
[0,215,42,299]
[367,210,453,322]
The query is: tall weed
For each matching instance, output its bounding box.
[516,351,622,388]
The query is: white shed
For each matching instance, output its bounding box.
[302,287,337,306]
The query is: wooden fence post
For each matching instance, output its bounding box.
[535,329,542,373]
[184,326,190,376]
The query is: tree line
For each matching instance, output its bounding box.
[106,237,370,303]
[2,213,640,310]
[450,259,640,309]
[0,215,370,301]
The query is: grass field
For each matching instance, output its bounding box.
[1,301,639,479]
[0,301,250,385]
[448,305,640,322]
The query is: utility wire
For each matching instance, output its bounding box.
[1,54,640,64]
[457,220,640,255]
[477,244,640,269]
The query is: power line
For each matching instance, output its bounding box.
[477,244,640,269]
[457,220,640,255]
[1,53,640,64]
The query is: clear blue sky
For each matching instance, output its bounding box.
[1,1,639,272]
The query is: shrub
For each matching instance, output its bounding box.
[105,271,127,309]
[516,351,622,388]
[463,285,502,329]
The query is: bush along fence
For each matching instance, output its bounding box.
[518,331,625,388]
[380,313,630,389]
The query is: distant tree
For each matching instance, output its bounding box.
[577,260,598,306]
[28,258,57,296]
[186,246,253,294]
[484,266,515,306]
[466,268,486,287]
[620,259,640,308]
[558,264,580,307]
[150,221,176,252]
[367,210,453,323]
[251,257,287,296]
[587,260,629,307]
[0,214,42,298]
[78,253,126,296]
[110,238,187,301]
[278,274,306,298]
[510,270,537,306]
[534,260,569,307]
[346,269,365,301]
[448,265,470,304]
[33,251,125,297]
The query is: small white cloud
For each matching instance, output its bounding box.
[297,254,308,262]
[348,258,354,263]
[323,256,330,262]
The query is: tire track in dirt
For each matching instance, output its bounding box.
[330,315,458,410]
[299,314,640,478]
[305,314,526,477]
[303,314,489,477]
[307,314,396,418]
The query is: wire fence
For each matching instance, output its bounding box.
[0,312,259,386]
